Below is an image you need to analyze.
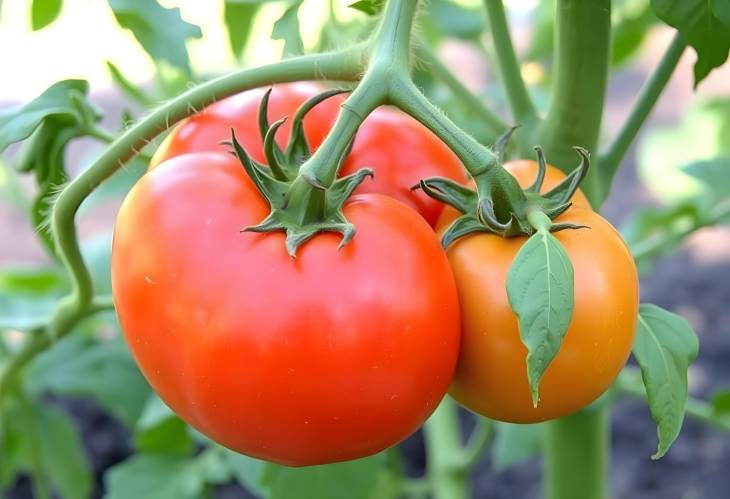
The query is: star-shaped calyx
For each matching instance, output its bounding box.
[224,88,374,257]
[415,128,591,247]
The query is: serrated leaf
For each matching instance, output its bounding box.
[348,0,384,16]
[272,3,303,56]
[224,1,263,58]
[106,61,153,107]
[651,0,730,85]
[632,303,699,459]
[506,229,574,406]
[27,334,149,428]
[0,79,89,152]
[108,0,202,73]
[491,422,543,471]
[31,0,63,30]
[265,454,385,499]
[105,454,207,499]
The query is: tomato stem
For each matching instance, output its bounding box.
[423,398,469,499]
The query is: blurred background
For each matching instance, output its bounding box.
[2,1,730,498]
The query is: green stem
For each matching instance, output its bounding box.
[483,0,538,124]
[84,124,153,163]
[389,79,497,173]
[538,0,611,206]
[423,398,468,499]
[632,199,730,263]
[615,369,730,432]
[415,45,508,135]
[599,33,686,183]
[544,407,609,499]
[457,416,493,471]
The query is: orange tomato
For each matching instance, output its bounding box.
[441,207,638,423]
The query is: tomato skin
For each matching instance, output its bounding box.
[340,108,466,226]
[112,152,461,465]
[149,82,343,168]
[441,207,638,423]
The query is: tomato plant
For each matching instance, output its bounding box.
[0,0,727,498]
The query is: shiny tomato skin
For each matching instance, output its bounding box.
[340,107,467,227]
[149,82,343,167]
[112,152,461,466]
[441,207,638,423]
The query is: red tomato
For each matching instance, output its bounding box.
[112,152,461,466]
[149,82,343,167]
[341,108,467,227]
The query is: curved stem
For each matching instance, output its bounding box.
[83,124,153,163]
[599,33,686,182]
[615,369,730,432]
[538,0,611,206]
[483,0,537,124]
[415,44,508,135]
[457,416,493,471]
[423,398,468,499]
[389,79,497,173]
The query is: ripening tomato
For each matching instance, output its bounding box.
[112,152,461,466]
[149,82,343,168]
[341,108,466,226]
[150,84,466,227]
[439,206,638,423]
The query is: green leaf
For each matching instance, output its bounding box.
[105,454,207,499]
[491,422,543,471]
[272,3,304,56]
[612,0,657,67]
[682,157,730,207]
[31,0,63,30]
[421,0,485,42]
[715,0,730,26]
[348,0,384,16]
[0,79,91,153]
[33,403,92,499]
[134,395,194,454]
[506,229,574,406]
[264,454,386,499]
[0,267,67,331]
[80,231,113,294]
[27,335,150,428]
[651,0,730,86]
[632,303,699,459]
[221,449,267,497]
[224,1,263,59]
[108,0,202,73]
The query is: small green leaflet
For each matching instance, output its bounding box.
[633,303,699,459]
[651,0,730,86]
[348,0,384,16]
[107,0,202,73]
[31,0,63,30]
[506,227,574,406]
[272,2,304,56]
[224,1,264,59]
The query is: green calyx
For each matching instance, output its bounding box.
[227,89,373,257]
[417,129,591,247]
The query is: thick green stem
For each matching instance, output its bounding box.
[538,0,611,206]
[544,406,609,499]
[423,398,468,499]
[599,33,686,183]
[483,0,538,124]
[415,45,508,135]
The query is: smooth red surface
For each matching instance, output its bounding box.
[112,152,461,465]
[149,82,343,167]
[341,108,467,227]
